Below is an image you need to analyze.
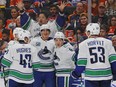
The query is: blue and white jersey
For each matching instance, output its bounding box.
[53,45,75,76]
[1,43,39,84]
[30,37,55,72]
[77,37,116,81]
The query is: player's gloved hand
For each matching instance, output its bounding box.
[111,81,116,87]
[70,70,79,79]
[43,46,50,54]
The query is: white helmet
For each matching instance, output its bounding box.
[24,30,31,39]
[86,23,100,36]
[13,27,23,37]
[40,24,51,31]
[54,32,65,39]
[18,30,31,41]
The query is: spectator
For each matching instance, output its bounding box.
[71,0,81,6]
[92,2,108,25]
[23,0,36,13]
[78,13,88,34]
[99,0,106,3]
[5,6,19,30]
[0,17,14,41]
[75,28,87,43]
[49,4,59,21]
[0,9,5,20]
[92,0,98,16]
[10,0,22,7]
[108,15,116,36]
[15,16,21,27]
[0,18,5,38]
[112,35,116,51]
[99,24,109,39]
[2,29,10,42]
[38,0,56,7]
[68,1,86,29]
[105,0,116,16]
[24,0,41,14]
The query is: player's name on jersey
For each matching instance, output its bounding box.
[16,48,31,53]
[87,40,104,46]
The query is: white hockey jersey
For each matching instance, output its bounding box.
[27,19,40,37]
[77,37,116,81]
[53,46,75,75]
[21,13,60,38]
[47,20,58,37]
[28,19,58,38]
[1,43,39,84]
[30,37,55,72]
[8,40,19,47]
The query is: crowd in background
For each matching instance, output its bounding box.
[0,0,116,48]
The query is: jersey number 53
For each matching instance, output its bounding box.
[89,47,105,64]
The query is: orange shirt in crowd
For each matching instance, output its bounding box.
[92,4,98,16]
[108,26,116,35]
[0,29,14,40]
[10,0,22,7]
[5,19,17,29]
[99,0,106,3]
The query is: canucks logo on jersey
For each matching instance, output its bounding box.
[53,52,60,66]
[38,46,52,60]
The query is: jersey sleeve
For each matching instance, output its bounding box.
[32,47,39,69]
[77,42,87,66]
[55,13,66,30]
[73,42,87,78]
[1,47,13,67]
[108,41,116,80]
[108,43,116,64]
[20,12,31,30]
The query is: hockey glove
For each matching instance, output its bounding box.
[70,70,79,79]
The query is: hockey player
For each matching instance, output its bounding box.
[0,40,8,87]
[53,32,75,87]
[17,1,66,38]
[1,30,39,87]
[30,24,56,87]
[8,27,23,47]
[71,23,116,87]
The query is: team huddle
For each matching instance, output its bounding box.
[0,23,116,87]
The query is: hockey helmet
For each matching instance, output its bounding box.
[54,32,65,40]
[13,27,23,37]
[86,23,100,36]
[40,24,51,32]
[18,30,31,41]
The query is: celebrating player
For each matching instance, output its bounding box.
[30,24,56,87]
[1,30,39,87]
[53,32,76,87]
[71,23,116,87]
